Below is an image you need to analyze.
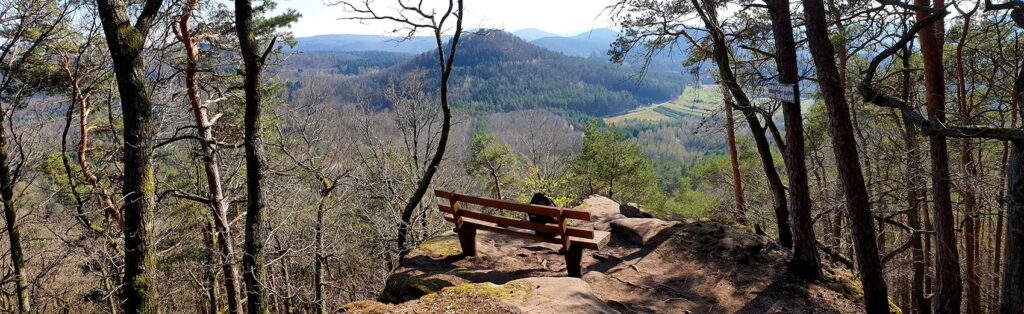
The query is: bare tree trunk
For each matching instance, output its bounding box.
[94,0,165,311]
[235,0,269,312]
[175,3,242,312]
[955,8,981,313]
[204,217,221,314]
[801,0,890,312]
[722,83,747,225]
[0,110,29,312]
[995,95,1015,311]
[314,183,334,314]
[914,0,963,311]
[1001,47,1024,314]
[900,44,929,314]
[767,0,819,274]
[697,0,789,247]
[394,1,465,257]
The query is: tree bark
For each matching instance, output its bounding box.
[1001,45,1024,314]
[176,3,242,312]
[394,1,464,257]
[954,8,981,313]
[0,110,29,312]
[722,83,747,225]
[94,0,165,311]
[766,0,819,274]
[235,0,269,312]
[900,45,930,314]
[694,0,790,248]
[801,0,890,312]
[914,0,963,311]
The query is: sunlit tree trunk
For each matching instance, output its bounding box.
[767,0,819,273]
[914,0,963,311]
[801,0,890,311]
[721,82,747,225]
[94,0,165,311]
[175,2,242,312]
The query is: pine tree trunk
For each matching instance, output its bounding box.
[801,0,890,311]
[235,0,268,312]
[721,82,747,224]
[1000,46,1024,314]
[696,0,789,247]
[900,46,929,314]
[955,10,981,313]
[177,4,243,312]
[0,111,29,312]
[767,0,819,274]
[914,0,963,311]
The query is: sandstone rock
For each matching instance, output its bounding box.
[379,269,469,303]
[578,195,622,219]
[619,202,653,218]
[440,277,619,313]
[610,218,676,245]
[576,195,625,231]
[340,300,393,313]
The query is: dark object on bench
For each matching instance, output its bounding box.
[435,190,611,277]
[528,193,558,225]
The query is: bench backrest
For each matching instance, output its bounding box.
[434,190,596,251]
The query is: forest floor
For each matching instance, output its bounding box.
[342,196,865,313]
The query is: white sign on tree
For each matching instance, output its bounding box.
[766,83,797,103]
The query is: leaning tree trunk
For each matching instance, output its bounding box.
[177,3,242,312]
[721,83,747,225]
[0,112,29,312]
[95,0,165,311]
[801,0,890,312]
[766,0,819,272]
[695,0,790,248]
[996,89,1016,310]
[395,9,464,257]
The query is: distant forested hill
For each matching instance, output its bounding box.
[282,51,411,76]
[289,30,687,117]
[291,34,440,53]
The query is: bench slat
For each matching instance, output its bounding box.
[443,215,609,250]
[435,190,590,220]
[438,205,595,239]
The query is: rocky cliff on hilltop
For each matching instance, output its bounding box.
[343,196,867,313]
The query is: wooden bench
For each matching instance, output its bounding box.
[434,190,610,277]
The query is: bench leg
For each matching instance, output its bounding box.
[456,226,477,256]
[565,246,584,277]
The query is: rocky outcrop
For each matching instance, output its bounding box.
[349,277,616,313]
[619,202,653,218]
[350,195,863,313]
[610,218,676,245]
[575,195,624,231]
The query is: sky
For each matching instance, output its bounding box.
[275,0,617,37]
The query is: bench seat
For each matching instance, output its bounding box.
[434,190,609,277]
[442,214,611,250]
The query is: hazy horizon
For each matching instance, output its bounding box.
[274,0,616,37]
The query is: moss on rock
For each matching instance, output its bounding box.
[408,234,463,259]
[378,270,467,304]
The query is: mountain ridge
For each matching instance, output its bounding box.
[292,30,686,117]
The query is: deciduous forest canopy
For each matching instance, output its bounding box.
[1,0,1023,313]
